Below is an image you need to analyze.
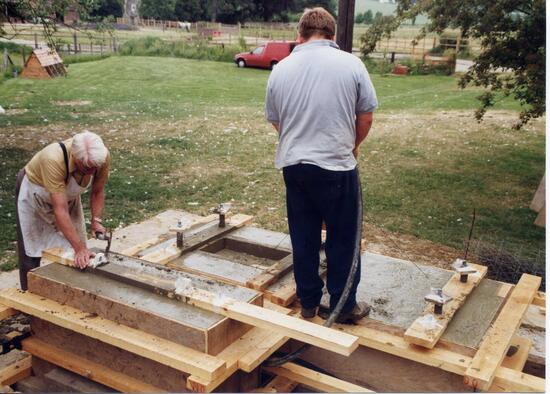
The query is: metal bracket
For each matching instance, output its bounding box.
[213,203,232,228]
[453,258,478,283]
[425,288,453,315]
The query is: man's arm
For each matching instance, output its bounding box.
[90,175,107,236]
[353,112,374,158]
[51,192,93,268]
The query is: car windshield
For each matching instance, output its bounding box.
[252,46,264,55]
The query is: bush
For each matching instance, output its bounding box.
[62,53,112,65]
[119,36,243,63]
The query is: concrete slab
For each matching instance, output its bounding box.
[230,226,292,251]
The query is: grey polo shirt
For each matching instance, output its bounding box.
[265,39,378,171]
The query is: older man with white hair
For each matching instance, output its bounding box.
[15,131,111,289]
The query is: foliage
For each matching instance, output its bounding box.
[119,36,242,62]
[360,0,546,128]
[364,10,373,24]
[90,0,123,18]
[139,0,177,20]
[355,13,364,24]
[174,0,208,22]
[62,53,112,64]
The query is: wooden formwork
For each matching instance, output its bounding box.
[0,210,545,393]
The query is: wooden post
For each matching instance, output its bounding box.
[455,32,462,56]
[336,0,355,53]
[90,40,93,54]
[73,32,78,54]
[34,33,38,49]
[2,49,8,72]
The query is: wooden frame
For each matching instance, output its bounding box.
[404,263,488,348]
[263,362,372,393]
[22,337,165,392]
[0,288,226,381]
[0,350,31,386]
[464,273,542,390]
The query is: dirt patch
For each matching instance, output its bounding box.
[5,108,28,116]
[363,222,462,270]
[53,100,92,106]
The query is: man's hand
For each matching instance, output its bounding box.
[353,147,359,158]
[91,220,106,238]
[74,246,95,269]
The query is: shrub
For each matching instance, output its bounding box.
[62,53,112,64]
[119,36,242,63]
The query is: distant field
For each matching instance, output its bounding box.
[0,56,544,272]
[355,0,429,25]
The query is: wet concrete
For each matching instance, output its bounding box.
[317,252,506,349]
[34,263,224,329]
[442,279,505,348]
[171,251,265,284]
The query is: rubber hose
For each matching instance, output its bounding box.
[264,168,363,367]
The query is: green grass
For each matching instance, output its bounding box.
[0,56,544,271]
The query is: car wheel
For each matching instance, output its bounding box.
[271,61,278,70]
[237,59,246,68]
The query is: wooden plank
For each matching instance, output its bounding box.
[187,323,287,393]
[143,214,254,264]
[238,301,291,372]
[264,362,372,393]
[314,318,545,392]
[246,255,293,291]
[532,291,545,307]
[464,274,541,391]
[0,350,31,386]
[264,376,299,393]
[521,304,545,330]
[22,337,166,393]
[404,263,488,349]
[41,247,76,267]
[0,288,226,381]
[177,287,358,356]
[0,304,16,320]
[500,336,532,371]
[121,235,165,256]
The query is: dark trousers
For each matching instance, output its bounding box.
[15,169,41,290]
[283,163,362,313]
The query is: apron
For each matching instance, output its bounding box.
[17,174,90,257]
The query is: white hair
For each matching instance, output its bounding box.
[71,131,108,167]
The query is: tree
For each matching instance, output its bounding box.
[373,11,382,22]
[363,9,373,24]
[355,13,364,24]
[360,0,545,128]
[174,0,207,21]
[139,0,176,20]
[1,0,94,47]
[90,0,123,18]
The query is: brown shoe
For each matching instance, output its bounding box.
[301,306,318,319]
[318,302,371,324]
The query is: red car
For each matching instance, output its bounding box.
[234,41,298,70]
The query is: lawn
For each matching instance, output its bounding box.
[0,56,544,271]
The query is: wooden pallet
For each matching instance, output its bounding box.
[5,210,544,393]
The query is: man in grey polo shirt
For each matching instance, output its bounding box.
[265,7,377,323]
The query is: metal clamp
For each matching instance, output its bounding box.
[453,258,477,283]
[425,288,453,315]
[214,203,232,228]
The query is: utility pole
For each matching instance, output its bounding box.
[336,0,355,53]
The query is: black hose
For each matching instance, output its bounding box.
[264,168,363,367]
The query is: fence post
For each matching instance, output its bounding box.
[73,32,78,54]
[90,40,93,54]
[2,49,8,72]
[34,33,38,49]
